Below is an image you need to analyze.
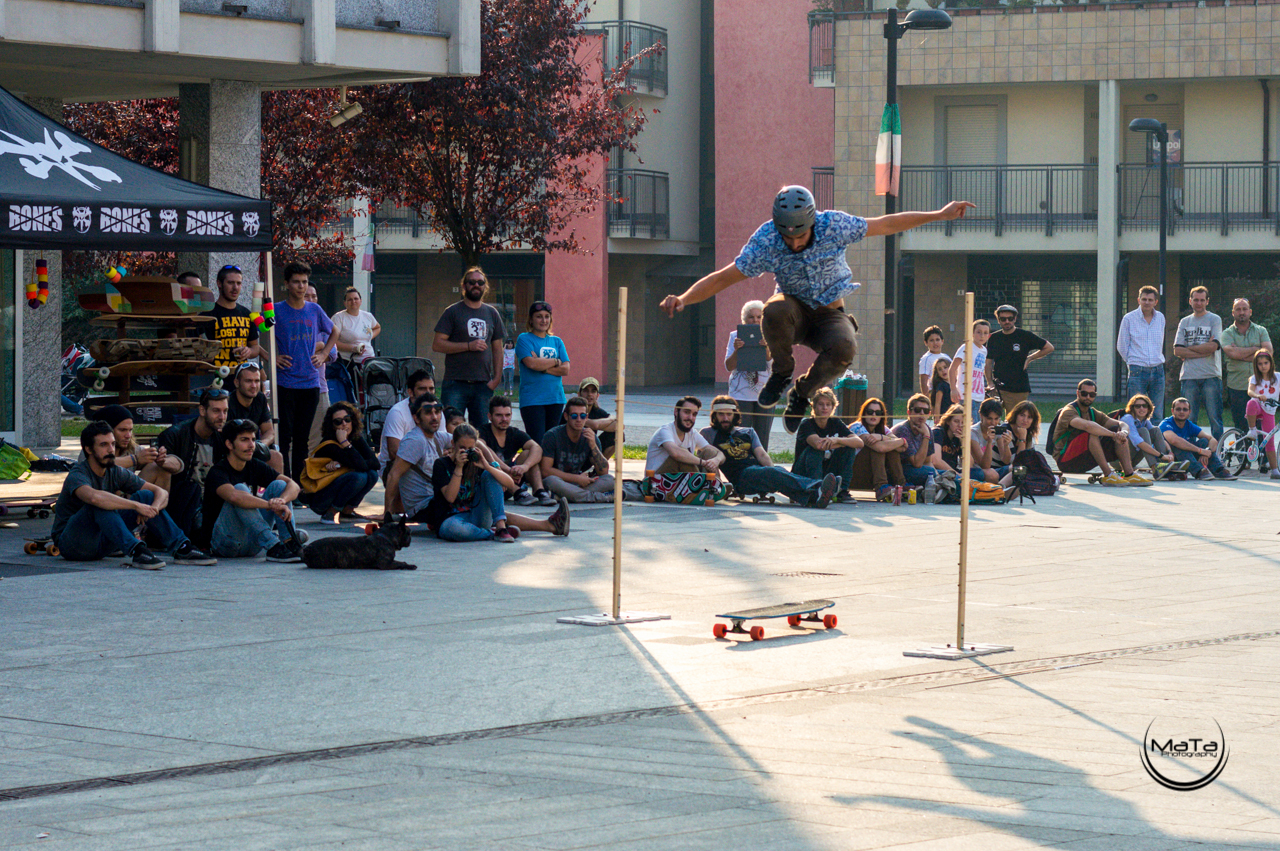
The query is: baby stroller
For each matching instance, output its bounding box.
[356,357,401,447]
[60,343,94,415]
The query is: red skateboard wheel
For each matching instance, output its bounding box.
[712,623,727,639]
[787,615,801,627]
[823,614,837,629]
[749,626,765,641]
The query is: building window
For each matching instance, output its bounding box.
[812,166,834,211]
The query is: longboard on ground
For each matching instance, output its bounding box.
[713,599,837,641]
[23,537,59,556]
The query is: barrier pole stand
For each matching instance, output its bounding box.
[904,291,1012,660]
[557,287,669,628]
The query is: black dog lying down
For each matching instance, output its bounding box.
[301,516,416,570]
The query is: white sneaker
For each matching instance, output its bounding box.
[1270,469,1280,480]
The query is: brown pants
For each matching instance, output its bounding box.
[762,294,858,400]
[848,447,905,491]
[653,458,700,474]
[1000,390,1029,413]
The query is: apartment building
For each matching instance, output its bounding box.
[819,0,1280,399]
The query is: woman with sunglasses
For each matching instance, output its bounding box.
[1120,393,1177,476]
[304,402,380,523]
[848,397,907,502]
[516,301,570,443]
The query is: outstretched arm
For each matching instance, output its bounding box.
[661,263,748,317]
[865,201,976,237]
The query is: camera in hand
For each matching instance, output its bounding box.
[466,448,482,464]
[991,423,1011,436]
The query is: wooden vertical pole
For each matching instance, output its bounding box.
[612,287,628,621]
[264,252,279,433]
[957,292,974,650]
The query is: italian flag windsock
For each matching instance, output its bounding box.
[875,103,901,197]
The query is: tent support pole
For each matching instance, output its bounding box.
[265,252,279,435]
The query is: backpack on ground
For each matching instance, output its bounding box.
[968,481,1007,504]
[1012,448,1059,496]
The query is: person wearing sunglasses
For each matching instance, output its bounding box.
[848,396,908,502]
[432,266,506,428]
[984,304,1053,414]
[1049,380,1148,486]
[793,387,862,503]
[154,388,231,542]
[890,393,947,503]
[384,393,452,522]
[1118,393,1179,479]
[303,402,381,524]
[539,396,615,503]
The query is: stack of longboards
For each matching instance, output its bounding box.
[80,276,228,424]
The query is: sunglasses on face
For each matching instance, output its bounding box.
[567,413,589,420]
[865,409,884,415]
[332,416,352,424]
[420,404,443,413]
[910,407,931,414]
[1079,391,1096,399]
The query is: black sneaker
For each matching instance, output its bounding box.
[756,372,793,408]
[548,496,570,537]
[535,489,557,507]
[172,542,216,565]
[266,542,303,563]
[813,473,838,509]
[783,386,808,434]
[129,544,165,570]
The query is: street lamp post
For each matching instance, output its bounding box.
[1128,117,1169,318]
[883,8,951,411]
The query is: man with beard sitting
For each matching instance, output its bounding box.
[700,395,838,508]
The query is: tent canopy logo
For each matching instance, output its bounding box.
[1140,717,1229,791]
[0,128,122,190]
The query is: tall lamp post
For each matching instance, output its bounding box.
[1128,117,1169,318]
[883,8,951,410]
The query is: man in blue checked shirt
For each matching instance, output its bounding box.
[661,186,974,434]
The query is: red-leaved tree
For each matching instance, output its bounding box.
[349,0,662,267]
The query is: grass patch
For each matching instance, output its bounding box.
[61,418,165,438]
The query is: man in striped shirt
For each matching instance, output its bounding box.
[1116,286,1167,418]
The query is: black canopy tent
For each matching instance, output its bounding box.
[0,83,281,424]
[0,84,271,252]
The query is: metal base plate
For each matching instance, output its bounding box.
[557,612,672,626]
[904,642,1014,660]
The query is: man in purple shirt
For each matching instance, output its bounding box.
[660,186,973,434]
[274,261,339,481]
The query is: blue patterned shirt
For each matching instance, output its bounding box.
[734,210,868,309]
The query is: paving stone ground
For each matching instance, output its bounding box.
[1,411,1277,850]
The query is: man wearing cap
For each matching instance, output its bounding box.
[433,267,505,429]
[576,377,619,459]
[985,304,1053,413]
[660,188,974,435]
[701,396,838,508]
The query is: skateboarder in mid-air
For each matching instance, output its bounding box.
[660,186,974,434]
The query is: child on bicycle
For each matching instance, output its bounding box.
[1246,350,1280,479]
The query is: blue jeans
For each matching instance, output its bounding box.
[1126,364,1166,419]
[441,380,493,428]
[1225,386,1250,431]
[210,480,296,557]
[438,472,506,542]
[1181,377,1224,441]
[901,464,938,487]
[520,403,565,445]
[792,445,855,489]
[56,489,186,561]
[307,470,378,516]
[732,464,820,505]
[1170,434,1228,477]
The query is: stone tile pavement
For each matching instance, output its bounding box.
[0,458,1278,849]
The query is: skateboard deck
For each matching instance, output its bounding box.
[713,599,837,640]
[1151,461,1191,481]
[89,315,214,328]
[0,497,55,519]
[23,537,59,556]
[1087,472,1154,486]
[90,337,222,364]
[82,360,224,381]
[80,277,215,315]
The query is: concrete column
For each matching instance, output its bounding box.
[144,0,180,53]
[350,197,372,303]
[293,0,336,66]
[439,0,481,76]
[1095,79,1120,398]
[176,81,263,306]
[20,97,63,449]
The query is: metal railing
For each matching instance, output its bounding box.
[598,21,667,97]
[1118,162,1280,236]
[808,10,835,86]
[898,164,1099,236]
[606,168,670,239]
[332,200,429,237]
[812,166,834,211]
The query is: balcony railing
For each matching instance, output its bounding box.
[899,164,1099,236]
[812,166,834,212]
[808,10,835,87]
[606,168,670,240]
[598,21,667,97]
[1118,162,1280,236]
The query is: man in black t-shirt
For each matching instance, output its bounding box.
[577,377,618,459]
[228,362,284,473]
[155,389,229,539]
[540,396,613,503]
[985,304,1053,413]
[204,420,305,561]
[431,266,506,427]
[700,396,837,507]
[793,387,863,501]
[53,422,214,568]
[480,395,553,506]
[198,267,262,372]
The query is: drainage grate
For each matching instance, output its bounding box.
[772,571,842,577]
